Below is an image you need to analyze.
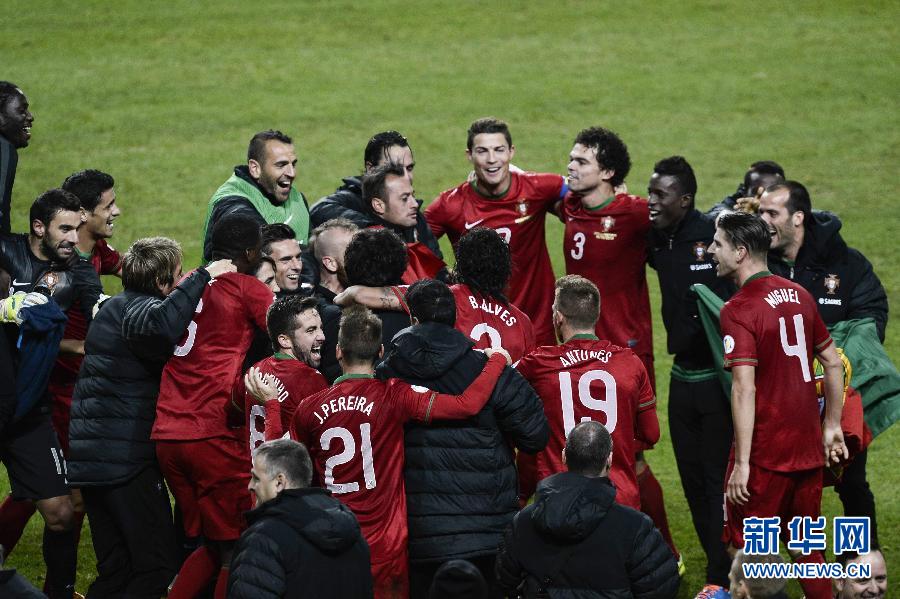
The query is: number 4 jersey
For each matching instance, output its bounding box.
[516,335,659,509]
[721,272,833,472]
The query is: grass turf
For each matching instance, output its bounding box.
[2,1,898,595]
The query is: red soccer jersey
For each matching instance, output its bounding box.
[562,193,654,379]
[721,272,833,472]
[153,272,274,441]
[451,283,536,364]
[290,356,505,596]
[242,354,328,456]
[516,335,658,509]
[426,171,566,345]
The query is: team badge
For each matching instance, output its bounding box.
[824,274,840,295]
[517,201,528,216]
[42,272,60,291]
[693,242,707,261]
[723,335,735,354]
[601,216,615,232]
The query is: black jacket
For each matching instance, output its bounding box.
[648,209,735,369]
[768,211,888,341]
[228,487,373,599]
[311,175,444,261]
[68,268,210,486]
[496,473,679,599]
[376,322,549,562]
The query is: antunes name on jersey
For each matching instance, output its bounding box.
[559,348,612,368]
[467,294,518,327]
[313,395,375,425]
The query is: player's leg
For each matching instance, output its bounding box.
[82,485,132,597]
[36,495,78,599]
[833,448,878,546]
[786,468,831,599]
[0,494,37,554]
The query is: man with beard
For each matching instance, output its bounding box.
[236,296,329,454]
[0,188,101,598]
[0,82,34,235]
[309,218,358,303]
[647,156,735,596]
[202,129,310,261]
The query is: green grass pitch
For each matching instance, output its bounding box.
[3,1,898,595]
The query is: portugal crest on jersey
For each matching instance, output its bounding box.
[41,271,60,291]
[824,274,840,295]
[517,201,528,215]
[693,242,707,261]
[601,216,615,232]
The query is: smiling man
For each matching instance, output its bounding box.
[0,82,34,235]
[202,129,311,261]
[425,117,568,345]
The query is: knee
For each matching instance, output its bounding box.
[39,499,75,531]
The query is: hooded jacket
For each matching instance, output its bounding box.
[228,487,373,599]
[496,472,679,599]
[376,322,549,562]
[767,211,888,341]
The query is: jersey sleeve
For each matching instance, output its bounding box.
[635,362,660,445]
[264,398,286,441]
[244,278,274,331]
[97,241,122,275]
[514,351,537,381]
[424,192,450,238]
[529,173,567,205]
[396,353,506,422]
[721,304,757,369]
[810,307,833,353]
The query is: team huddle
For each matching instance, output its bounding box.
[0,80,891,599]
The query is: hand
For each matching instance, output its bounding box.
[333,286,360,307]
[22,291,49,309]
[205,259,237,279]
[244,366,280,405]
[484,347,512,365]
[92,293,111,319]
[726,462,751,506]
[823,425,849,465]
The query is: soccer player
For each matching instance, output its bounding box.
[425,117,567,344]
[561,126,654,382]
[289,306,509,598]
[238,295,328,453]
[202,129,311,261]
[153,214,273,599]
[516,275,659,507]
[708,211,846,599]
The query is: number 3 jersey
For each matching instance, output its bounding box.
[720,272,833,473]
[516,335,658,509]
[153,272,274,441]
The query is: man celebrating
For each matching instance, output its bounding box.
[202,129,310,261]
[0,81,34,235]
[228,439,373,599]
[708,211,846,599]
[562,126,654,381]
[516,275,659,507]
[425,117,567,344]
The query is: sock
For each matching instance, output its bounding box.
[795,552,832,598]
[0,495,37,555]
[214,567,230,599]
[637,465,680,558]
[42,526,77,598]
[168,545,220,599]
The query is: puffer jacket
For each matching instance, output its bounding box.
[376,322,548,562]
[496,472,679,599]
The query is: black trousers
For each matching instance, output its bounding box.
[833,448,878,545]
[668,376,733,587]
[81,465,179,599]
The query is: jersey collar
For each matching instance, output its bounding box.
[566,333,599,342]
[742,270,772,287]
[273,352,295,361]
[333,373,374,384]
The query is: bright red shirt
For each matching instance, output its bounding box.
[153,272,274,441]
[562,193,653,373]
[721,272,833,472]
[426,171,566,345]
[451,283,535,364]
[242,354,328,456]
[516,335,658,508]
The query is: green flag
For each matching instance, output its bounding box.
[691,283,900,438]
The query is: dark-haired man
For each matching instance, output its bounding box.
[377,279,548,597]
[153,213,273,599]
[202,129,310,261]
[290,306,510,598]
[426,117,568,345]
[758,180,887,546]
[709,211,845,599]
[647,156,735,594]
[710,160,786,217]
[562,126,654,383]
[496,421,679,599]
[0,82,34,235]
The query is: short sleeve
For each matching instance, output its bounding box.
[635,360,656,413]
[721,304,758,370]
[810,308,833,353]
[424,193,449,238]
[98,240,122,275]
[244,277,274,331]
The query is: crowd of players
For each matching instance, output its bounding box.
[0,79,890,599]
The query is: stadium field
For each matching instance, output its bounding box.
[3,1,898,595]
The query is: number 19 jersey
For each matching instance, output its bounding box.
[516,336,657,509]
[721,272,833,472]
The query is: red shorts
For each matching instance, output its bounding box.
[48,385,74,456]
[372,554,409,599]
[156,435,251,541]
[722,462,823,549]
